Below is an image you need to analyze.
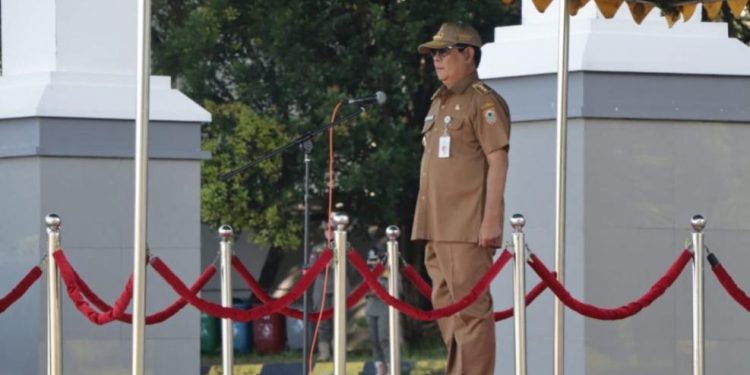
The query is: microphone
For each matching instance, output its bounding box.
[347,91,387,105]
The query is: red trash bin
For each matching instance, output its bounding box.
[253,311,286,354]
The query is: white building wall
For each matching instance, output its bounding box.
[482,1,750,372]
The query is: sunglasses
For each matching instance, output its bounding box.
[430,45,467,59]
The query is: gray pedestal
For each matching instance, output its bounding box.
[487,71,750,374]
[0,116,209,374]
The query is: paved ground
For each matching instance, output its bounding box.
[202,359,446,374]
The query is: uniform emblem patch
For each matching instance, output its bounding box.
[484,109,497,125]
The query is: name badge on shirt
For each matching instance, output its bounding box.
[438,136,451,158]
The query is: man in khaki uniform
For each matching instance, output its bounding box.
[412,22,510,375]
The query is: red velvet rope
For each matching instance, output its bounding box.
[54,250,134,325]
[119,264,215,324]
[401,263,551,321]
[54,249,216,325]
[348,249,513,321]
[400,264,432,297]
[0,266,43,313]
[528,249,693,320]
[711,263,750,312]
[151,250,333,321]
[231,254,380,320]
[76,262,216,325]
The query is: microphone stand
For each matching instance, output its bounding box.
[219,104,373,375]
[301,138,313,375]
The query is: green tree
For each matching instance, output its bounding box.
[152,0,519,251]
[200,101,297,247]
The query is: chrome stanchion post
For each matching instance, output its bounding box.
[511,214,527,375]
[133,1,152,374]
[331,212,349,375]
[691,215,705,375]
[554,0,571,372]
[45,214,63,375]
[386,225,402,375]
[219,225,234,375]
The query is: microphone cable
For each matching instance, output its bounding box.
[308,100,344,374]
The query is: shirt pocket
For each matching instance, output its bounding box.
[445,116,466,144]
[447,115,466,132]
[447,116,475,152]
[422,114,436,134]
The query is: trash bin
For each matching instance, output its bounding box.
[233,299,253,354]
[285,301,308,351]
[253,307,286,354]
[200,313,219,354]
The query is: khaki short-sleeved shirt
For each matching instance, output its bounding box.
[411,72,511,243]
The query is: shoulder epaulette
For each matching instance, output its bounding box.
[472,81,491,95]
[430,87,443,101]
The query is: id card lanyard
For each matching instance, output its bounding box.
[438,115,452,158]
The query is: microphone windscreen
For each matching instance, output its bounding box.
[375,91,387,105]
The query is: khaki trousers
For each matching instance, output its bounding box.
[425,241,495,375]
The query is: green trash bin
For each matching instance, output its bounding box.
[200,313,219,354]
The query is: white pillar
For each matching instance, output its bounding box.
[2,0,137,76]
[0,0,209,121]
[480,0,748,80]
[0,1,210,374]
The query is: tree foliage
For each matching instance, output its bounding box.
[723,4,750,44]
[152,0,519,250]
[200,101,297,247]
